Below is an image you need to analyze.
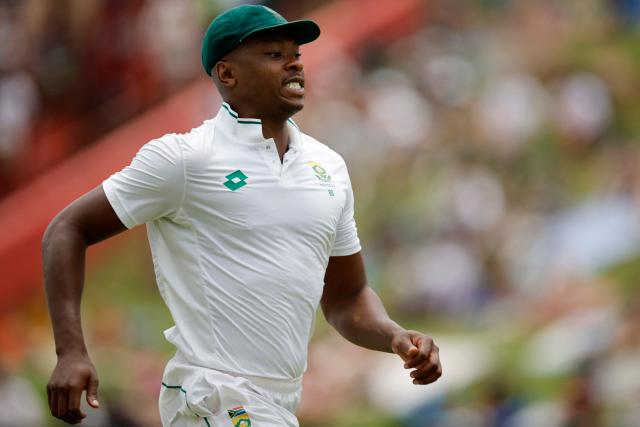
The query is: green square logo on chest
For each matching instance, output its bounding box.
[224,170,248,191]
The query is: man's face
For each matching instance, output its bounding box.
[221,32,305,119]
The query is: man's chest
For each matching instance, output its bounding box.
[184,142,346,234]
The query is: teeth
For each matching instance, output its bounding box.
[286,82,302,90]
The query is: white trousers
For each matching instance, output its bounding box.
[159,352,302,427]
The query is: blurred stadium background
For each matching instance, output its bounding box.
[1,0,640,426]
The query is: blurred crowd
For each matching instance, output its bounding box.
[0,0,327,196]
[297,0,640,426]
[0,0,210,196]
[3,0,640,426]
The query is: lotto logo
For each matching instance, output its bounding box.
[224,170,248,191]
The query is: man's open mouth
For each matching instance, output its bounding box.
[285,81,303,90]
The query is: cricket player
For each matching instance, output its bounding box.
[42,5,442,426]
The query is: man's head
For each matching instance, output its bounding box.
[201,5,320,120]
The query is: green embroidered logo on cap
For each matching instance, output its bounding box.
[224,170,248,191]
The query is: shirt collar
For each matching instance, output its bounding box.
[215,102,304,152]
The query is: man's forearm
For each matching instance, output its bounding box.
[42,218,89,356]
[325,286,404,353]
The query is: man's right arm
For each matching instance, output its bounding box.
[42,185,127,425]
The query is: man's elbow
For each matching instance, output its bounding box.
[320,297,353,331]
[320,301,339,329]
[42,212,85,257]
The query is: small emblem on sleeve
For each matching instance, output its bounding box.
[224,170,248,191]
[227,406,251,427]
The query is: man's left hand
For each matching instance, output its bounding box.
[391,330,442,385]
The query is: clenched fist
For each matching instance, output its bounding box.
[47,352,100,425]
[391,330,442,385]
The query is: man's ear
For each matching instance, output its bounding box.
[215,61,236,88]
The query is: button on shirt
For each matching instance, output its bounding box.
[102,103,361,380]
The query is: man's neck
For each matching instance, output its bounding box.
[261,118,289,160]
[224,101,293,160]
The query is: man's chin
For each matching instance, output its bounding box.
[277,96,304,117]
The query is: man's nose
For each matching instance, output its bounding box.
[285,55,303,72]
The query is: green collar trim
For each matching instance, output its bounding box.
[222,103,261,124]
[222,102,299,128]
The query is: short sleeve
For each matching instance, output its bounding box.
[102,136,185,229]
[330,163,361,257]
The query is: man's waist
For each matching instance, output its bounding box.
[174,350,303,394]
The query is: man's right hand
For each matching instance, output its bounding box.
[47,353,100,424]
[42,186,126,424]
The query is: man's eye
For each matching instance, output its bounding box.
[266,52,282,58]
[294,53,301,59]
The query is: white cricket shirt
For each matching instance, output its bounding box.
[102,102,361,380]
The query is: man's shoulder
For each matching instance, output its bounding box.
[159,117,218,146]
[145,117,218,159]
[300,132,347,167]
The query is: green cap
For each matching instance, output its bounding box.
[201,5,321,76]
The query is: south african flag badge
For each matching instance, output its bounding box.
[227,406,251,427]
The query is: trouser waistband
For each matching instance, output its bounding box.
[236,371,302,394]
[174,351,302,394]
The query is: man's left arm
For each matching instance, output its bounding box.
[320,252,442,385]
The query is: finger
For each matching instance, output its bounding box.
[395,337,419,361]
[47,384,53,413]
[413,354,442,385]
[404,339,436,369]
[86,373,100,408]
[406,344,419,358]
[404,351,428,369]
[411,362,439,381]
[410,346,440,376]
[57,389,68,421]
[413,367,442,385]
[50,388,59,418]
[68,385,87,422]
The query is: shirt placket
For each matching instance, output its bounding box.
[261,139,298,179]
[262,139,281,176]
[281,148,298,179]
